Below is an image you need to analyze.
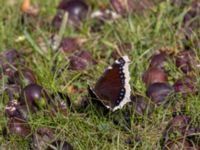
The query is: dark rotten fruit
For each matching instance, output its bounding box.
[162,115,200,146]
[142,67,168,87]
[0,49,25,79]
[5,100,20,118]
[58,0,88,19]
[69,50,94,70]
[163,138,196,150]
[2,64,17,79]
[10,68,36,86]
[173,76,197,95]
[163,115,191,138]
[46,140,73,150]
[32,127,54,150]
[182,0,200,39]
[0,49,25,66]
[69,55,87,70]
[60,37,86,53]
[149,52,168,69]
[53,0,88,28]
[175,50,197,73]
[8,117,31,137]
[5,101,29,120]
[146,83,173,105]
[20,84,50,111]
[75,50,93,62]
[52,10,65,30]
[168,115,190,130]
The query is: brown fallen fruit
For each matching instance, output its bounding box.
[149,52,169,69]
[60,37,86,53]
[19,84,50,111]
[181,0,200,39]
[164,115,191,137]
[5,100,20,118]
[173,76,197,95]
[8,117,31,137]
[11,67,37,86]
[5,100,29,120]
[163,138,197,150]
[146,83,173,105]
[0,49,25,66]
[68,50,94,71]
[53,0,89,28]
[32,127,54,150]
[142,67,168,87]
[175,50,198,73]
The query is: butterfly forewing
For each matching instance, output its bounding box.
[94,63,124,109]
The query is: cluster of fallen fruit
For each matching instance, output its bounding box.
[140,49,200,149]
[1,0,200,149]
[0,49,73,149]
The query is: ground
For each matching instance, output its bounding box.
[0,0,200,150]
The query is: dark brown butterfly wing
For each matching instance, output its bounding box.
[94,63,125,109]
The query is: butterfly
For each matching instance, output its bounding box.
[89,56,131,111]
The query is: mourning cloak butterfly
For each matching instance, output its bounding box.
[90,56,131,111]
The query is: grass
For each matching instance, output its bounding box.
[0,0,200,149]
